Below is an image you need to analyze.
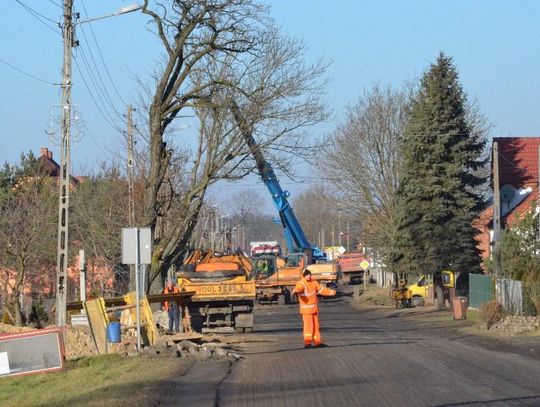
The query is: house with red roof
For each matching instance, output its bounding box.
[476,137,540,263]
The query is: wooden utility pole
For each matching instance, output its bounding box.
[55,0,74,327]
[493,142,502,278]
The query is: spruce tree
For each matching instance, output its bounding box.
[394,53,486,308]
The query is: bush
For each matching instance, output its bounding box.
[479,300,504,329]
[29,299,49,328]
[1,309,13,325]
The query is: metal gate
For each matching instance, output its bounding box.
[496,279,523,315]
[469,274,495,309]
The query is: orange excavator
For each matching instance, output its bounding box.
[252,246,340,304]
[176,250,256,332]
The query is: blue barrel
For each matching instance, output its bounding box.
[106,322,121,343]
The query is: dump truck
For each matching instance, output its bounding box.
[337,252,369,284]
[176,250,256,332]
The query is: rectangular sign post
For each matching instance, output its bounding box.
[122,227,152,351]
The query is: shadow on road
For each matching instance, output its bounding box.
[431,394,540,406]
[244,339,418,356]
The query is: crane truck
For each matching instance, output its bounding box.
[232,105,340,304]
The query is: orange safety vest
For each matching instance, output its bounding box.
[292,277,336,315]
[162,286,180,311]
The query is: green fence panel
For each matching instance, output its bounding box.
[469,274,495,308]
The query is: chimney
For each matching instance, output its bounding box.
[40,147,53,159]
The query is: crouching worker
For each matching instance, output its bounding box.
[162,279,181,334]
[292,269,336,348]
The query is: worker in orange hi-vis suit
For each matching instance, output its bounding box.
[292,269,336,348]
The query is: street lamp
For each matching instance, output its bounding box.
[55,1,141,327]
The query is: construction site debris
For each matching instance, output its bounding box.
[142,335,242,361]
[64,326,96,360]
[0,323,33,334]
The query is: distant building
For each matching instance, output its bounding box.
[37,147,84,186]
[475,137,540,264]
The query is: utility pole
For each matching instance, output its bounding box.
[126,105,136,291]
[55,0,74,327]
[338,212,342,246]
[538,145,540,241]
[493,142,502,278]
[346,221,350,252]
[126,105,135,227]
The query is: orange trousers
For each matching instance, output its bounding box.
[302,313,321,346]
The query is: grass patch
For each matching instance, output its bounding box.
[0,354,188,406]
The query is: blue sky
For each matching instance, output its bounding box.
[1,1,539,195]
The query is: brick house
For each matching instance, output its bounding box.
[476,137,540,263]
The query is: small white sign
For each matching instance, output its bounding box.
[0,352,10,375]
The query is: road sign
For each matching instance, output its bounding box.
[121,227,152,352]
[121,228,152,265]
[360,259,370,271]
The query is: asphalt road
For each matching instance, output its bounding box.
[167,297,540,407]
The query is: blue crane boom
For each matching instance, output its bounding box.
[231,102,326,262]
[261,162,327,261]
[260,161,311,254]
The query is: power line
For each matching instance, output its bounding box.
[14,0,61,34]
[47,0,62,7]
[0,57,57,85]
[77,25,121,116]
[76,44,119,121]
[79,0,128,107]
[73,55,122,133]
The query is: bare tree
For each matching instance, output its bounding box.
[321,85,411,259]
[226,189,264,223]
[0,178,56,326]
[140,1,328,289]
[292,186,337,247]
[70,164,132,296]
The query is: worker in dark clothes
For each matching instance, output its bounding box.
[162,279,181,333]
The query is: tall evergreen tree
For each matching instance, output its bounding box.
[393,53,486,309]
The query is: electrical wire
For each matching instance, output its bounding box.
[47,0,62,8]
[77,44,120,122]
[73,55,122,133]
[0,57,57,85]
[79,0,128,107]
[14,0,61,34]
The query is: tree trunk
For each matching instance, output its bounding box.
[146,194,206,293]
[13,259,26,326]
[11,293,23,327]
[435,282,445,310]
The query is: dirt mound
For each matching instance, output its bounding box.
[64,326,96,360]
[0,323,34,334]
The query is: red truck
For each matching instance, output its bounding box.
[337,253,369,284]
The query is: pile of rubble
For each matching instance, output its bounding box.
[489,315,540,334]
[143,336,242,361]
[63,326,96,359]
